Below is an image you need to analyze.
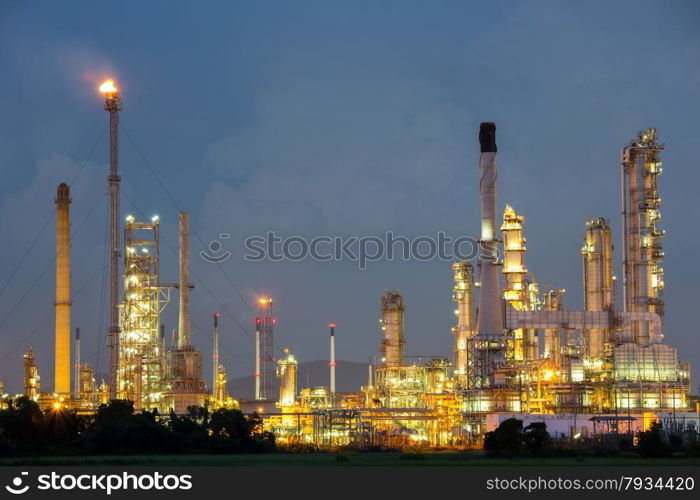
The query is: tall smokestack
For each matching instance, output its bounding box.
[73,327,80,398]
[213,313,220,401]
[55,182,71,396]
[178,212,191,348]
[255,297,274,400]
[100,79,122,399]
[476,122,504,337]
[329,323,336,399]
[255,328,261,400]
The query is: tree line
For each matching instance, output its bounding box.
[0,397,275,456]
[484,417,700,458]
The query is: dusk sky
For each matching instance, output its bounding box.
[1,1,699,393]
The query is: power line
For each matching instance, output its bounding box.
[0,260,108,363]
[121,191,257,369]
[0,194,106,331]
[0,126,106,303]
[120,124,256,315]
[120,124,286,356]
[121,172,259,347]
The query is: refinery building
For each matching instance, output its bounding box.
[0,80,693,448]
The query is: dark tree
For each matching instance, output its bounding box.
[636,420,671,458]
[484,418,524,456]
[523,422,551,453]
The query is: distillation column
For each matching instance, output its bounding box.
[581,218,614,359]
[255,297,274,400]
[542,289,565,367]
[100,80,122,399]
[277,349,297,407]
[501,204,538,361]
[452,261,474,382]
[54,182,71,396]
[621,128,665,345]
[380,290,405,367]
[24,346,40,399]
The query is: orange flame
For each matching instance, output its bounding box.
[99,79,118,94]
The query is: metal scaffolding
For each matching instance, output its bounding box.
[118,214,169,410]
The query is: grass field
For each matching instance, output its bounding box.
[2,453,700,467]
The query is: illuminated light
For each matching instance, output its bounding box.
[53,402,62,410]
[328,323,336,328]
[151,215,159,223]
[99,79,118,94]
[126,214,135,223]
[573,433,581,439]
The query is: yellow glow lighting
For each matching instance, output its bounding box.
[99,79,118,94]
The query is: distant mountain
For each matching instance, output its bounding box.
[228,360,369,400]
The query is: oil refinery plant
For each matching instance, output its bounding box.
[0,80,693,449]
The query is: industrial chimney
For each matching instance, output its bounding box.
[178,212,191,348]
[329,323,336,399]
[475,122,504,338]
[54,182,71,396]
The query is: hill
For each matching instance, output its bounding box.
[228,360,369,400]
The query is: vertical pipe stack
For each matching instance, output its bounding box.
[255,297,274,400]
[102,81,122,399]
[543,289,565,365]
[501,205,537,361]
[329,323,336,398]
[255,329,261,400]
[380,291,405,367]
[475,122,504,338]
[451,261,474,378]
[621,129,665,345]
[74,327,80,398]
[277,349,297,407]
[213,313,220,403]
[582,218,614,359]
[54,183,71,396]
[178,212,191,349]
